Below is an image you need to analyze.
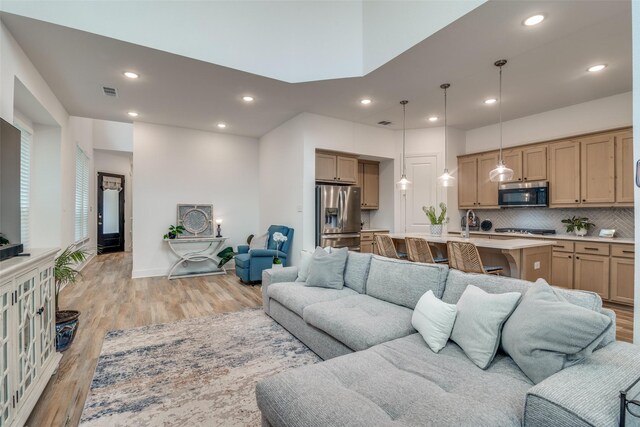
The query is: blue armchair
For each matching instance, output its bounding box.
[235,225,294,283]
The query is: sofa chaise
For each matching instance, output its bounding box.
[256,252,640,427]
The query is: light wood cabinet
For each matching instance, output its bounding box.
[458,157,478,208]
[315,152,358,183]
[580,134,615,204]
[503,149,522,182]
[360,231,388,254]
[359,161,379,209]
[522,145,547,181]
[476,153,499,208]
[551,251,574,289]
[615,130,634,205]
[574,254,610,300]
[549,140,581,206]
[610,257,634,305]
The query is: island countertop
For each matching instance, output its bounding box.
[447,230,634,245]
[387,233,556,250]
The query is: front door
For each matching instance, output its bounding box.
[97,172,125,253]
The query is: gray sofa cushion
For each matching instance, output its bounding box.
[502,280,612,384]
[302,295,415,351]
[267,282,357,317]
[256,334,532,427]
[343,251,372,294]
[365,255,448,309]
[306,247,348,289]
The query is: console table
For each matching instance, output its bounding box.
[164,237,229,279]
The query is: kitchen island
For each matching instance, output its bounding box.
[387,233,556,282]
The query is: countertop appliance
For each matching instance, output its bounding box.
[495,228,556,235]
[498,181,549,207]
[316,185,361,250]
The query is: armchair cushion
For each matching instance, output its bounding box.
[267,226,291,250]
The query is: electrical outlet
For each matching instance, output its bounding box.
[534,261,540,270]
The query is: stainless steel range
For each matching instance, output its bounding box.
[494,228,556,235]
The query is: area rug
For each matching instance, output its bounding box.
[80,309,321,426]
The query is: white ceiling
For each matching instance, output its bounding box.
[0,0,632,138]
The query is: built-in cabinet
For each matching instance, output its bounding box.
[458,127,633,208]
[315,152,358,184]
[360,230,389,254]
[357,161,379,209]
[0,249,61,427]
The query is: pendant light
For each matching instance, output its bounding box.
[438,83,455,187]
[396,100,411,191]
[489,59,514,182]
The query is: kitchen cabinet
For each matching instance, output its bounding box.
[458,156,478,208]
[503,149,522,182]
[358,161,379,209]
[615,130,634,205]
[476,153,500,208]
[315,152,358,183]
[522,145,547,181]
[360,231,389,254]
[610,257,634,305]
[551,251,574,289]
[580,134,615,204]
[574,253,610,300]
[549,140,581,206]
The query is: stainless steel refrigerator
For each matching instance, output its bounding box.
[316,185,361,250]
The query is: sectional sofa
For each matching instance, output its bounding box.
[256,251,640,427]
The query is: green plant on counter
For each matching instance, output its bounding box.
[561,216,595,233]
[163,224,186,239]
[422,203,448,225]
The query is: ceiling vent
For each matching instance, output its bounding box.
[377,120,392,126]
[102,86,118,97]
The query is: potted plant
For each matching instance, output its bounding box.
[163,224,185,239]
[272,232,288,269]
[561,216,595,237]
[422,203,448,236]
[55,245,88,352]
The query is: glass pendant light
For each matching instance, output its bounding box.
[396,100,411,191]
[438,83,455,187]
[489,59,514,182]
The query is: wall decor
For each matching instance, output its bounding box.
[177,204,214,238]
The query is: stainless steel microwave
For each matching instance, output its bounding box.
[498,181,548,207]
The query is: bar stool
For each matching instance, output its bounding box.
[447,241,503,275]
[374,235,406,259]
[405,237,448,264]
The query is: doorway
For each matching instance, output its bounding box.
[97,172,125,253]
[403,155,440,233]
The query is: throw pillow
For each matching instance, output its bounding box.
[249,232,269,250]
[305,247,348,289]
[450,285,521,369]
[412,290,457,353]
[296,247,332,282]
[501,280,612,384]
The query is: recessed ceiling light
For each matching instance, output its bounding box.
[217,123,227,129]
[587,64,607,73]
[360,99,372,105]
[123,71,139,79]
[523,14,545,26]
[127,111,139,117]
[242,96,254,102]
[484,98,497,105]
[428,116,438,122]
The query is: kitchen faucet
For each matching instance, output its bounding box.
[463,209,475,239]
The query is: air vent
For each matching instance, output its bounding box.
[102,86,118,97]
[377,120,392,126]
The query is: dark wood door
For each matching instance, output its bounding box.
[97,172,125,253]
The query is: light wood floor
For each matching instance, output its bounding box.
[26,252,262,427]
[27,252,634,426]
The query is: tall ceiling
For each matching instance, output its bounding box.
[0,0,632,138]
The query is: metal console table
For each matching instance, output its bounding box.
[164,237,229,279]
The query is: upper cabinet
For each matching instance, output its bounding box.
[580,133,615,204]
[316,152,358,184]
[549,140,581,206]
[615,129,634,206]
[476,153,500,208]
[359,161,379,209]
[502,149,522,182]
[458,156,478,208]
[522,145,547,181]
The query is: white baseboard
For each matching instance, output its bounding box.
[131,268,168,279]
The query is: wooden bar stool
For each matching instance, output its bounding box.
[375,235,406,259]
[447,241,503,275]
[405,237,448,264]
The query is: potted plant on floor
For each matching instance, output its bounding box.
[423,203,448,236]
[55,245,88,352]
[561,216,595,237]
[272,232,288,269]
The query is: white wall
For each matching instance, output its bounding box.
[92,119,133,153]
[132,122,259,278]
[632,0,639,344]
[94,150,133,252]
[465,92,632,154]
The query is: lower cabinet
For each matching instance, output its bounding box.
[574,254,610,300]
[610,257,634,305]
[360,231,388,254]
[551,251,574,289]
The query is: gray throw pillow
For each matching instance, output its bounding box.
[450,285,521,369]
[305,247,348,289]
[501,280,612,384]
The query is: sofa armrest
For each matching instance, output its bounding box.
[524,341,640,427]
[237,245,250,254]
[261,266,299,315]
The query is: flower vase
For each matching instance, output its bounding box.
[575,228,587,237]
[272,263,283,269]
[431,224,443,236]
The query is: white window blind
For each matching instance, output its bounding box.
[75,146,90,242]
[15,122,32,248]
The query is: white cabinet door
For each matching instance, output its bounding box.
[15,269,38,411]
[0,281,14,427]
[38,266,55,367]
[404,155,439,233]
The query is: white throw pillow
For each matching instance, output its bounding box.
[412,290,457,353]
[296,247,332,282]
[249,232,269,250]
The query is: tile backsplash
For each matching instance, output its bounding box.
[360,211,371,229]
[458,208,634,238]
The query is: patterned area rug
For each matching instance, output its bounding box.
[80,309,320,426]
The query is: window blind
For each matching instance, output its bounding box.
[75,146,90,242]
[15,122,32,248]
